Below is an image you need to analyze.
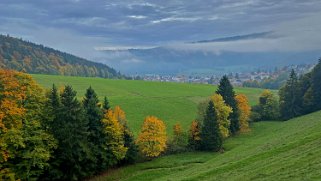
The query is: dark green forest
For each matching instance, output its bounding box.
[0,35,123,78]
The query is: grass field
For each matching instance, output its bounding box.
[92,111,321,181]
[32,74,266,135]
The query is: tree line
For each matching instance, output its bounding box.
[0,34,123,78]
[0,69,253,180]
[250,58,321,121]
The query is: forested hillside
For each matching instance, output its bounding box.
[0,35,122,78]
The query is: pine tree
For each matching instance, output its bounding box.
[216,75,240,134]
[279,70,302,120]
[200,101,223,152]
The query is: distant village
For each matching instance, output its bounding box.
[131,64,315,86]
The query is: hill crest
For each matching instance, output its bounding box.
[0,34,122,78]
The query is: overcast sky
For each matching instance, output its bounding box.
[1,0,321,59]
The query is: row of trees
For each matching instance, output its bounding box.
[0,70,140,180]
[0,70,252,180]
[279,59,321,120]
[188,76,252,152]
[251,59,321,121]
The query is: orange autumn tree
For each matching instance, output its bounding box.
[114,105,126,126]
[173,123,182,137]
[168,122,187,153]
[136,116,167,158]
[235,94,251,132]
[0,70,56,180]
[188,120,201,150]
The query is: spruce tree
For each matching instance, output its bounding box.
[200,101,222,152]
[298,73,312,114]
[49,85,91,180]
[83,86,105,172]
[122,124,138,164]
[103,96,110,111]
[310,59,321,111]
[216,75,240,134]
[279,70,302,120]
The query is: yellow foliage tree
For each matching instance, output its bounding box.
[235,94,251,132]
[113,105,126,129]
[188,120,201,150]
[102,109,127,161]
[136,116,167,158]
[211,94,232,138]
[173,122,182,137]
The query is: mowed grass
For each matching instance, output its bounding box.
[32,74,265,135]
[92,111,321,181]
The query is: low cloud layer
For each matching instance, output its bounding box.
[0,0,321,61]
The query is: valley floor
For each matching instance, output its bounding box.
[92,111,321,181]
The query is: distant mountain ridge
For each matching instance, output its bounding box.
[99,46,321,75]
[0,34,122,78]
[190,31,274,43]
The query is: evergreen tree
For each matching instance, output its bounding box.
[200,101,223,152]
[122,124,138,164]
[310,59,321,111]
[279,70,302,120]
[103,96,110,111]
[298,73,312,114]
[83,86,105,172]
[48,85,91,180]
[45,84,60,131]
[216,75,240,134]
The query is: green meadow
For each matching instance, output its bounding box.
[93,111,321,181]
[31,74,321,181]
[32,74,264,135]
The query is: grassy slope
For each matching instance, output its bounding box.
[32,74,264,135]
[93,111,321,181]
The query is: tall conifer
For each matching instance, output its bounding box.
[279,70,302,120]
[216,75,240,134]
[201,101,222,151]
[83,86,106,172]
[310,59,321,111]
[48,85,91,180]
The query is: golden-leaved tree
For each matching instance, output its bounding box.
[113,106,138,164]
[136,116,167,158]
[210,94,232,138]
[102,109,127,165]
[235,94,251,132]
